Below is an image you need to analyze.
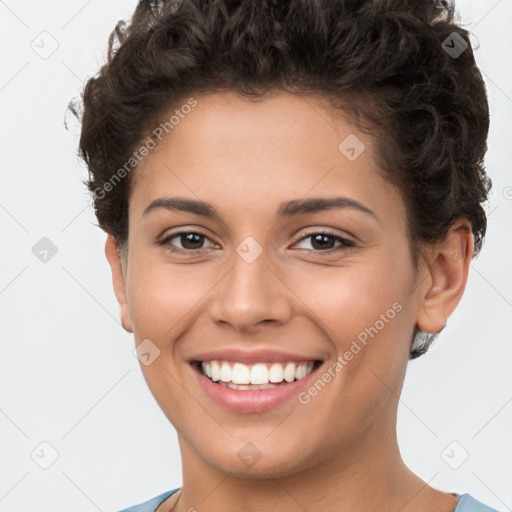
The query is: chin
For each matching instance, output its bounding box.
[194,438,315,478]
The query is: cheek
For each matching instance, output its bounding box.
[293,252,410,337]
[298,265,412,424]
[127,260,209,343]
[289,251,414,393]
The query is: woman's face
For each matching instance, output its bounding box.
[112,90,431,476]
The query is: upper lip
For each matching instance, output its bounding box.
[189,348,323,365]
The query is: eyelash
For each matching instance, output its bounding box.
[157,230,355,254]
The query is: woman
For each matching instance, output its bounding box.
[72,0,500,510]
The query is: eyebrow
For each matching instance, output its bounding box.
[143,196,379,222]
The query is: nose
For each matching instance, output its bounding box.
[208,248,293,333]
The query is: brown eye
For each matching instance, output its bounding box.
[159,231,214,252]
[293,231,355,252]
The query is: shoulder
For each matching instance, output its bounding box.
[113,490,502,512]
[455,494,502,512]
[113,488,181,512]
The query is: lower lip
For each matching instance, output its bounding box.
[192,363,321,413]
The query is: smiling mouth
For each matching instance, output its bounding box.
[192,359,323,390]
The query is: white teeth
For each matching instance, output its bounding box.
[251,364,268,385]
[211,361,220,382]
[200,360,316,386]
[221,381,277,390]
[232,362,250,384]
[268,363,284,383]
[219,362,231,382]
[284,362,296,383]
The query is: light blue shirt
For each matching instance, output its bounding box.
[115,488,502,512]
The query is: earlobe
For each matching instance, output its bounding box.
[416,219,474,334]
[105,235,133,333]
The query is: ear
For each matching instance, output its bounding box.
[105,234,133,333]
[416,218,474,334]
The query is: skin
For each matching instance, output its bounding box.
[105,90,474,512]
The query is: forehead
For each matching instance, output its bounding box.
[157,90,363,163]
[130,90,404,226]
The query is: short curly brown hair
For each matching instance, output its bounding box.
[70,0,491,358]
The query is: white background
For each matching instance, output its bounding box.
[0,1,511,511]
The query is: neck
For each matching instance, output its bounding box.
[170,420,456,512]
